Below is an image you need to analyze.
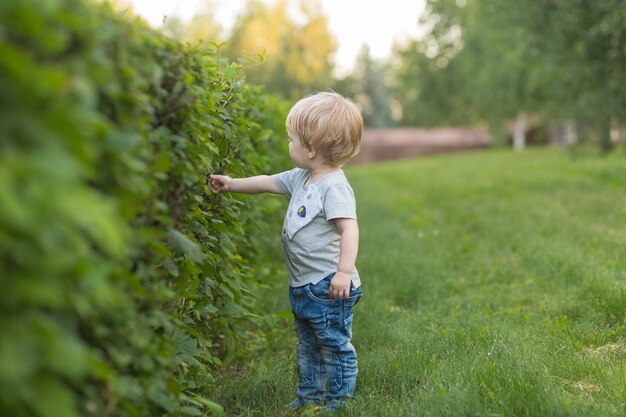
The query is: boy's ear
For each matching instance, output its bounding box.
[307,148,317,159]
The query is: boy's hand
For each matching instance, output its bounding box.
[329,271,352,300]
[208,174,231,193]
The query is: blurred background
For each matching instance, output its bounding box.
[119,0,626,157]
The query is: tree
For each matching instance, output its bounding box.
[392,0,626,149]
[334,45,394,127]
[158,1,223,46]
[392,34,474,128]
[393,0,543,145]
[159,15,187,42]
[524,0,626,151]
[185,1,223,46]
[225,0,336,100]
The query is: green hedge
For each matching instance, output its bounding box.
[0,1,290,416]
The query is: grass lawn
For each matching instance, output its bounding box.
[207,148,626,416]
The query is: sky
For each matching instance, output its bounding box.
[126,0,426,74]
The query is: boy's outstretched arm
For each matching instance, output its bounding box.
[329,218,359,300]
[209,174,282,195]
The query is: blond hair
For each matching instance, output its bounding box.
[286,92,363,166]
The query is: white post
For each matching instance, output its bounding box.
[513,113,526,150]
[563,119,577,145]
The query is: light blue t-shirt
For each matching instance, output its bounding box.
[275,168,361,288]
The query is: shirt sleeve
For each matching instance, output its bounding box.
[323,181,357,221]
[274,168,300,196]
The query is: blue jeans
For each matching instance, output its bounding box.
[288,274,362,405]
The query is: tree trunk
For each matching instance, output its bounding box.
[599,115,613,153]
[513,113,526,150]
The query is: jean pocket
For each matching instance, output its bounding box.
[305,276,338,305]
[346,288,362,307]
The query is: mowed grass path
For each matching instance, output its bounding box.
[209,149,626,416]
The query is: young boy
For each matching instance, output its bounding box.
[209,92,363,412]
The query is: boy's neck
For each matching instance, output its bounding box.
[306,161,342,185]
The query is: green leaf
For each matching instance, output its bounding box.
[30,376,79,417]
[172,330,202,357]
[177,406,203,416]
[167,228,204,264]
[190,396,225,415]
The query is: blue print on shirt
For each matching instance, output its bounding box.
[297,206,306,218]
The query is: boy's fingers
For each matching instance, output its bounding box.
[329,285,349,300]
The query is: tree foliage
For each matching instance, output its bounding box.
[334,45,394,127]
[0,1,290,416]
[225,0,336,100]
[392,0,626,146]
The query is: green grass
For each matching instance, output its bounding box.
[207,148,626,416]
